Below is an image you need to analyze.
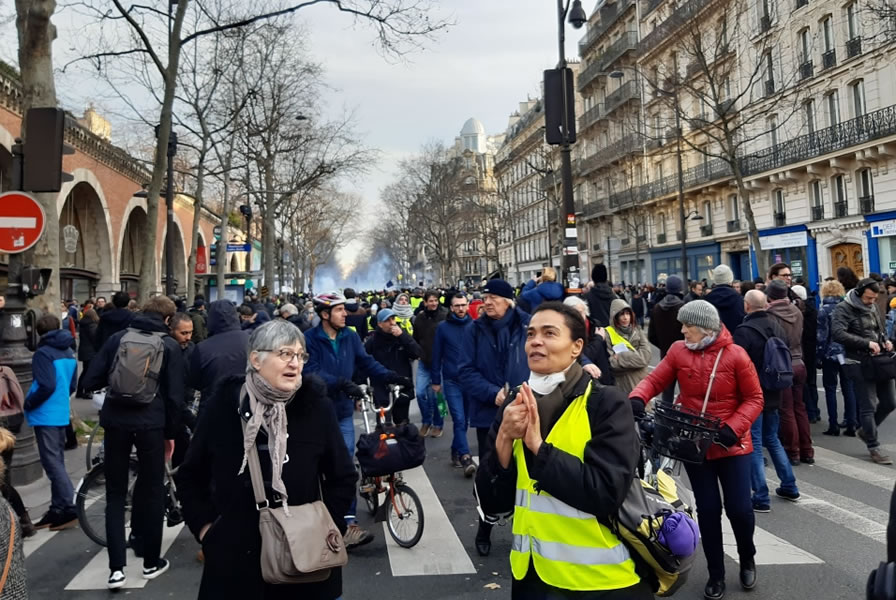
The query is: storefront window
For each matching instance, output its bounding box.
[878,237,896,276]
[765,247,808,278]
[695,254,716,282]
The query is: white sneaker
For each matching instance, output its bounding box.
[108,570,126,589]
[142,558,170,580]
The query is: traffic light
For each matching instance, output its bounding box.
[209,243,217,266]
[23,108,74,192]
[543,68,577,145]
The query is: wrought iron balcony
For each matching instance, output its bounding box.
[575,134,641,176]
[727,219,741,232]
[603,79,641,116]
[822,49,837,70]
[847,37,863,58]
[621,237,631,246]
[637,234,647,242]
[700,224,713,236]
[583,199,610,218]
[760,15,771,32]
[577,31,638,91]
[764,80,776,97]
[716,99,736,117]
[811,205,824,220]
[795,0,808,7]
[657,233,667,244]
[579,103,604,132]
[774,212,786,226]
[686,61,702,79]
[644,0,665,16]
[578,0,635,55]
[861,195,875,214]
[834,201,848,217]
[640,0,713,56]
[799,61,814,80]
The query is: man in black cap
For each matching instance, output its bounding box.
[584,264,615,327]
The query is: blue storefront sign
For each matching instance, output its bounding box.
[749,224,819,292]
[865,210,896,276]
[649,241,721,282]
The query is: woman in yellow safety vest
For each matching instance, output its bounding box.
[392,293,415,335]
[604,298,652,396]
[474,301,652,599]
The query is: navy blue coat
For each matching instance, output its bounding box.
[430,312,473,385]
[304,324,394,420]
[189,301,249,405]
[518,280,564,313]
[817,296,846,361]
[458,306,531,429]
[705,285,747,334]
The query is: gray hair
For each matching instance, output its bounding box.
[247,320,306,373]
[563,295,590,316]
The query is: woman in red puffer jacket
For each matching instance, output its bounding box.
[630,300,763,600]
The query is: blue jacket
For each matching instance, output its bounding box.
[25,329,77,426]
[458,306,531,428]
[817,296,846,361]
[430,312,473,385]
[518,280,564,313]
[304,324,395,420]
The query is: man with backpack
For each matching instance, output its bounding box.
[734,290,801,512]
[82,296,184,589]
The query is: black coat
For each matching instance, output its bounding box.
[77,317,98,362]
[176,374,356,600]
[801,297,818,366]
[364,328,421,406]
[411,306,448,366]
[95,307,134,351]
[733,311,784,412]
[647,294,685,355]
[82,313,184,437]
[585,284,615,328]
[582,320,615,386]
[705,285,747,334]
[189,301,250,406]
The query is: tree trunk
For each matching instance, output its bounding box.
[262,163,276,289]
[216,140,234,300]
[186,148,206,305]
[137,0,189,302]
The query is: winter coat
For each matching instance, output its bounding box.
[518,280,564,313]
[704,285,746,334]
[77,317,99,362]
[189,301,250,407]
[430,312,473,385]
[344,303,370,341]
[95,307,134,351]
[457,306,531,429]
[364,328,421,407]
[630,327,763,459]
[24,329,77,427]
[241,310,271,332]
[82,314,184,438]
[304,325,394,421]
[176,375,356,600]
[832,289,888,362]
[187,307,208,343]
[0,497,27,599]
[412,306,448,366]
[801,297,818,367]
[582,319,615,387]
[605,299,652,396]
[817,296,846,361]
[767,299,804,365]
[468,299,484,319]
[732,311,786,412]
[647,294,685,355]
[585,283,615,327]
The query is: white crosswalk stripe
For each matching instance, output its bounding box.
[721,520,823,565]
[23,530,58,558]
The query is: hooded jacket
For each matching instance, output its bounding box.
[630,326,764,460]
[187,306,208,343]
[518,280,564,313]
[457,306,531,428]
[647,293,685,355]
[817,296,846,361]
[25,329,77,426]
[733,311,786,412]
[430,312,473,385]
[78,316,99,362]
[82,314,184,437]
[605,299,652,395]
[832,289,888,362]
[189,300,250,405]
[240,309,271,332]
[705,285,747,334]
[364,328,421,407]
[412,305,448,366]
[344,302,370,341]
[95,307,134,351]
[767,298,804,365]
[585,283,615,327]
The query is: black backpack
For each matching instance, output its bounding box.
[741,321,793,391]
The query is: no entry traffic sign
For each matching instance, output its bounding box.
[0,191,47,254]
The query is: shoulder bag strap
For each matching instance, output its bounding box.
[242,420,269,508]
[700,347,725,417]
[0,506,16,595]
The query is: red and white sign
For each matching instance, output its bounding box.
[195,245,208,274]
[0,191,46,254]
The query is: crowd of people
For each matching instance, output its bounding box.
[0,257,894,599]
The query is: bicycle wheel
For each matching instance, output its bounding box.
[76,460,138,547]
[386,483,424,548]
[85,423,104,472]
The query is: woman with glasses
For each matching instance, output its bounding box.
[177,320,357,600]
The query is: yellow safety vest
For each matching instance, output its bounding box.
[410,297,423,310]
[605,326,635,352]
[396,317,413,335]
[510,382,639,591]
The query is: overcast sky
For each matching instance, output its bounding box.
[1,1,588,269]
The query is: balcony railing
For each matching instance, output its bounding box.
[575,134,641,176]
[578,0,635,55]
[579,103,604,132]
[603,79,641,115]
[686,61,702,79]
[700,224,713,236]
[583,199,610,218]
[774,212,786,226]
[644,0,665,16]
[847,36,863,58]
[637,234,647,242]
[640,0,713,56]
[760,15,771,32]
[834,201,848,217]
[621,237,631,246]
[578,31,639,91]
[796,0,808,7]
[727,219,741,232]
[861,195,875,214]
[811,205,824,220]
[657,233,667,244]
[822,49,837,70]
[799,61,814,80]
[764,80,776,97]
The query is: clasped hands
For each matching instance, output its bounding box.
[498,382,543,455]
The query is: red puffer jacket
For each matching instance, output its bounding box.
[629,326,764,460]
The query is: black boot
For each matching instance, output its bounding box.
[704,579,725,600]
[475,520,492,557]
[740,557,757,590]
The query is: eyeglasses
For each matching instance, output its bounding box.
[260,348,309,364]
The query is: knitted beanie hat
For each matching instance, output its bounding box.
[766,279,789,301]
[711,264,734,286]
[677,299,721,331]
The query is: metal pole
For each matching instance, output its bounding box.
[675,99,688,282]
[557,0,580,290]
[165,131,177,296]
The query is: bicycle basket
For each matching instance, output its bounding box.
[651,402,721,464]
[356,422,426,478]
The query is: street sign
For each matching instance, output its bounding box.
[213,225,222,240]
[0,191,46,254]
[226,243,251,252]
[210,244,217,266]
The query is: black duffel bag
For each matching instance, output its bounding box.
[861,351,896,382]
[356,422,426,477]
